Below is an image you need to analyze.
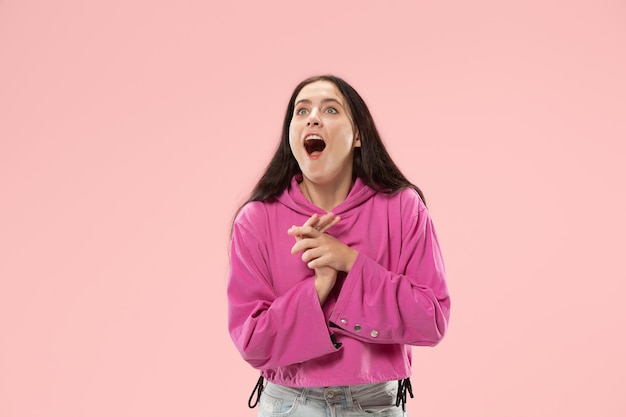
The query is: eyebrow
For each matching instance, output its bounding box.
[294,98,344,107]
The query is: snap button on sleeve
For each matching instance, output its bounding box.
[354,324,361,332]
[370,330,379,338]
[340,318,347,325]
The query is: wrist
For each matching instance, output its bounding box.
[344,249,358,272]
[314,268,337,304]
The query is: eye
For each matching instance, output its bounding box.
[325,107,338,114]
[296,108,309,115]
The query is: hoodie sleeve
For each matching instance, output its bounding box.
[328,191,450,346]
[227,205,339,370]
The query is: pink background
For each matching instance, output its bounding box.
[1,1,625,416]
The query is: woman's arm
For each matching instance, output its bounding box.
[227,211,340,370]
[328,193,450,346]
[289,191,450,346]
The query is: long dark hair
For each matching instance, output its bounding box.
[241,74,425,209]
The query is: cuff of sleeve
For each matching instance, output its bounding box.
[331,251,367,320]
[327,253,392,344]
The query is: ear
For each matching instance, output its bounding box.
[354,133,361,148]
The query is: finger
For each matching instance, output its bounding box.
[318,215,341,233]
[288,225,302,241]
[291,237,318,254]
[288,225,313,237]
[314,212,335,231]
[307,253,331,269]
[290,224,306,242]
[303,249,329,269]
[288,225,320,239]
[290,212,337,238]
[302,213,320,228]
[301,247,321,263]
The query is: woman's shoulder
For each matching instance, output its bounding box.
[233,199,273,229]
[383,186,427,213]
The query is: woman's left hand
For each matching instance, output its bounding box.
[288,225,358,272]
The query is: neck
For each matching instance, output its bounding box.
[300,175,353,212]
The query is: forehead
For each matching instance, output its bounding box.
[294,80,346,104]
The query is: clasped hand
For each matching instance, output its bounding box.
[288,212,357,272]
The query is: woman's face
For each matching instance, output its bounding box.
[289,80,361,187]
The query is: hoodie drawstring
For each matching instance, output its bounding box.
[248,375,265,409]
[396,377,414,411]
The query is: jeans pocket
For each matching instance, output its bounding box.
[354,382,403,416]
[354,401,404,416]
[258,388,300,417]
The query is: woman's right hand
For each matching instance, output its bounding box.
[290,212,340,304]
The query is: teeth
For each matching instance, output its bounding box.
[304,135,326,154]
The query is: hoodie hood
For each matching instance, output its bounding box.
[275,175,377,217]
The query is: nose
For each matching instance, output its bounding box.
[306,108,322,127]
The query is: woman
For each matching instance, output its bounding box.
[227,74,450,416]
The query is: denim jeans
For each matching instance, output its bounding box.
[258,381,407,417]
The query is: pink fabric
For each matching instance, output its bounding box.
[227,176,450,387]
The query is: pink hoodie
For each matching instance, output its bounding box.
[228,176,450,387]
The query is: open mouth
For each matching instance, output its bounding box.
[304,135,326,155]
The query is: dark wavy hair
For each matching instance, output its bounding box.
[240,74,425,210]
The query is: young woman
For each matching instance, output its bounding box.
[227,75,450,416]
